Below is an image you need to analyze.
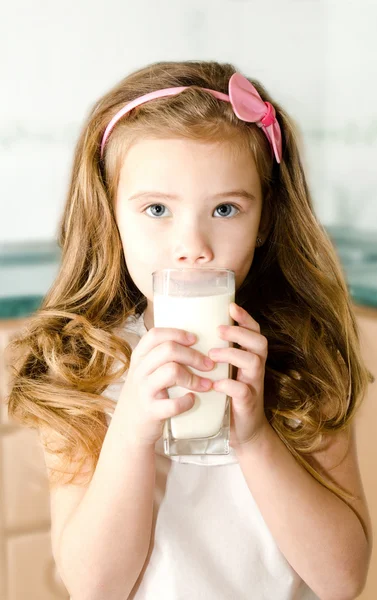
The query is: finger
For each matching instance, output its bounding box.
[229,302,260,332]
[142,340,215,376]
[208,347,263,373]
[213,378,255,405]
[216,327,268,358]
[148,362,213,398]
[133,327,197,361]
[149,393,196,421]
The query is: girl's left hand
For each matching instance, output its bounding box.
[208,302,270,452]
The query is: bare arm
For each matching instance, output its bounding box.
[235,422,372,600]
[55,408,156,600]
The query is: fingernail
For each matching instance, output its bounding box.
[204,357,214,367]
[200,378,212,389]
[186,333,196,342]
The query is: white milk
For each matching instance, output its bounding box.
[153,291,235,439]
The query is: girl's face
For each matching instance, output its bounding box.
[115,137,266,329]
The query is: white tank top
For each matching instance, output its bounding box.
[103,312,319,600]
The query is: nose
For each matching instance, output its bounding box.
[173,221,214,265]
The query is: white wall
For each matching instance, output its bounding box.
[1,0,376,243]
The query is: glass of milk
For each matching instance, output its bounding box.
[152,268,235,456]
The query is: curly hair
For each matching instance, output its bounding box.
[5,60,373,502]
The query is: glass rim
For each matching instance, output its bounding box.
[152,268,235,277]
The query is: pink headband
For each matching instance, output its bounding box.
[100,72,282,163]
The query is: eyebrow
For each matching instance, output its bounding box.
[128,189,257,202]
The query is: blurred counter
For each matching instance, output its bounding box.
[0,226,376,320]
[0,241,60,319]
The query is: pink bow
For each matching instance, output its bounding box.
[100,72,282,163]
[228,73,282,164]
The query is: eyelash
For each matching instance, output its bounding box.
[142,203,241,219]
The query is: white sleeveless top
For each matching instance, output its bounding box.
[103,312,319,600]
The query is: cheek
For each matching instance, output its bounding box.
[116,211,151,253]
[235,255,254,288]
[221,228,255,258]
[118,224,161,269]
[230,237,256,288]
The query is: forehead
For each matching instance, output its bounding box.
[117,137,261,193]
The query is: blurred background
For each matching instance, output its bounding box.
[0,1,376,598]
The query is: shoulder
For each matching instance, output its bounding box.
[112,311,147,349]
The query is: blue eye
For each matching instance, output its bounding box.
[143,203,240,218]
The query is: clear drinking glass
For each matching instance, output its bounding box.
[152,268,235,456]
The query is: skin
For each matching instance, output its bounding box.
[114,137,269,332]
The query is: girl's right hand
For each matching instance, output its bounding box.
[115,327,215,449]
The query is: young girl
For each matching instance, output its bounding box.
[6,60,373,600]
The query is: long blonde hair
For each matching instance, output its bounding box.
[6,60,373,501]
